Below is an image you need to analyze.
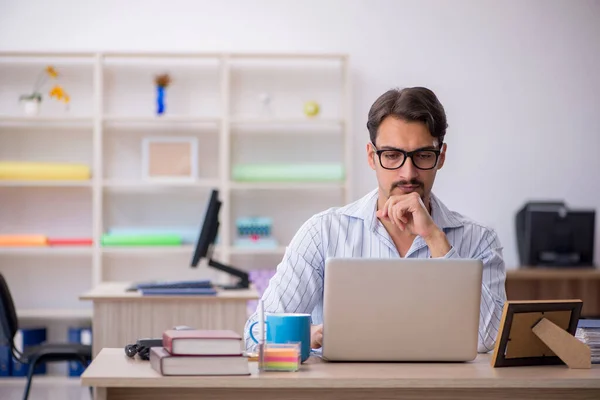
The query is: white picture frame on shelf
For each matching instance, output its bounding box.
[141,137,198,182]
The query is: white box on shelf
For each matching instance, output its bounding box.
[141,136,198,182]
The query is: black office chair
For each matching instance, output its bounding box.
[0,273,92,400]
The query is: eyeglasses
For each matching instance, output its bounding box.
[372,144,441,170]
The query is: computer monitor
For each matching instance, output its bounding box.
[191,189,220,267]
[191,189,250,289]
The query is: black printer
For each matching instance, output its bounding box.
[516,201,595,267]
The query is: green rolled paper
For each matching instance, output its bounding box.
[101,233,182,246]
[231,163,344,182]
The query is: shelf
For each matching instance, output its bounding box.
[0,247,93,256]
[230,117,343,126]
[99,246,235,257]
[102,51,222,59]
[229,182,346,190]
[0,180,92,188]
[228,246,286,256]
[103,179,220,190]
[0,116,93,127]
[103,115,220,125]
[0,50,95,59]
[101,245,196,256]
[0,375,83,387]
[17,308,92,320]
[0,51,344,61]
[230,53,346,60]
[230,118,343,136]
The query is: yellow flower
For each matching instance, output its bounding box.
[49,85,68,102]
[46,66,58,79]
[63,94,70,104]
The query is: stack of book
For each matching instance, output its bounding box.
[150,329,250,376]
[576,319,600,364]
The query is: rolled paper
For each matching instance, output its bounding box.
[101,234,182,246]
[232,163,344,182]
[0,162,91,181]
[108,227,198,244]
[48,238,93,246]
[0,235,47,246]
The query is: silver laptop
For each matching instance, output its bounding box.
[321,258,482,362]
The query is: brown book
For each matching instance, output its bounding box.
[150,347,250,376]
[162,329,243,355]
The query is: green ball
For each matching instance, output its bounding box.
[304,101,320,117]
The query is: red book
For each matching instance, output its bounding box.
[162,329,243,356]
[48,238,93,246]
[150,347,250,376]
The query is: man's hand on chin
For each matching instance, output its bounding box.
[376,192,451,257]
[311,324,323,349]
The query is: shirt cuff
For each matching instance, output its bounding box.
[437,246,458,259]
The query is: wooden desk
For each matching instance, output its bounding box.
[80,283,259,356]
[507,268,600,317]
[83,348,600,400]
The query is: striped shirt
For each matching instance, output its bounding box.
[244,188,507,353]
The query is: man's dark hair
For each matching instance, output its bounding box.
[367,87,448,147]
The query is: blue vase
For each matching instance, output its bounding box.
[156,86,165,115]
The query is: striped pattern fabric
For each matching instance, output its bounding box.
[244,188,507,353]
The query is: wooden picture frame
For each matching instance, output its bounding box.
[491,300,588,368]
[142,137,198,182]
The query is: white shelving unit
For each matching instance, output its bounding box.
[0,50,351,323]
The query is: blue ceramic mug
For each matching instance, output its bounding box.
[249,313,311,362]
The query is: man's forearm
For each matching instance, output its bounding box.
[478,284,504,352]
[423,228,452,258]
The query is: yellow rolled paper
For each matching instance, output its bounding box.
[0,162,91,181]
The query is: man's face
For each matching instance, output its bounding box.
[367,116,446,202]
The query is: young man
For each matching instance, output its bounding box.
[244,87,506,353]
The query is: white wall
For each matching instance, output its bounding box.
[1,0,599,268]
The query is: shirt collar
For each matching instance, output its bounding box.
[429,192,464,230]
[338,188,379,230]
[340,188,463,231]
